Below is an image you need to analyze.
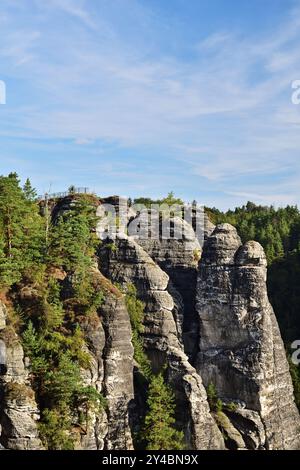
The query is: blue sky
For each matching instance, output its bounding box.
[1,0,300,209]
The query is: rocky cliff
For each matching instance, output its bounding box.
[0,196,299,450]
[196,224,300,449]
[77,269,134,450]
[0,303,44,450]
[98,235,224,450]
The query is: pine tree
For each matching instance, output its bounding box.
[48,197,98,273]
[142,373,184,450]
[0,174,45,286]
[23,178,37,202]
[161,191,183,207]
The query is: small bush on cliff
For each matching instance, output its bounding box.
[142,372,185,450]
[125,284,152,381]
[207,382,223,413]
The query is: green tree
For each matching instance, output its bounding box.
[47,198,98,273]
[23,178,37,202]
[161,191,184,207]
[142,373,184,450]
[0,174,44,286]
[206,382,223,413]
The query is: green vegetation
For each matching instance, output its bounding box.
[193,248,201,263]
[125,284,152,381]
[206,383,237,414]
[0,173,45,286]
[0,174,106,449]
[105,241,118,253]
[125,283,184,449]
[134,192,184,209]
[142,372,185,450]
[206,382,223,413]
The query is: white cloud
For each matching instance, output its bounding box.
[43,0,96,28]
[1,1,300,206]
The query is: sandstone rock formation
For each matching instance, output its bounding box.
[1,194,300,451]
[75,269,134,450]
[0,302,44,450]
[128,209,215,361]
[99,235,225,450]
[196,224,300,450]
[134,212,201,361]
[99,282,134,450]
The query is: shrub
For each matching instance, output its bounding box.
[207,382,223,413]
[125,284,152,380]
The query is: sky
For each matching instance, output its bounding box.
[1,0,300,209]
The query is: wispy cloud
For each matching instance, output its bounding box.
[0,0,300,207]
[47,0,96,28]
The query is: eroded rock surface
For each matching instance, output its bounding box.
[78,269,134,450]
[134,213,201,360]
[1,193,299,451]
[99,236,225,450]
[196,224,300,450]
[0,302,44,450]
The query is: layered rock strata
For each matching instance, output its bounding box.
[196,224,300,450]
[98,236,224,449]
[0,302,44,450]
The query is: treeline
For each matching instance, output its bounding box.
[206,201,300,340]
[133,192,184,208]
[206,201,300,265]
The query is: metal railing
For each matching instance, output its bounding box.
[38,187,91,201]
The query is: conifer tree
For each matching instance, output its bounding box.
[23,178,37,202]
[0,174,44,285]
[142,373,184,450]
[47,197,98,273]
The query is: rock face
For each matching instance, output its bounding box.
[99,285,134,450]
[0,302,44,450]
[99,236,225,450]
[1,193,300,451]
[135,213,201,361]
[0,271,134,451]
[196,224,300,450]
[129,210,215,361]
[78,269,134,450]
